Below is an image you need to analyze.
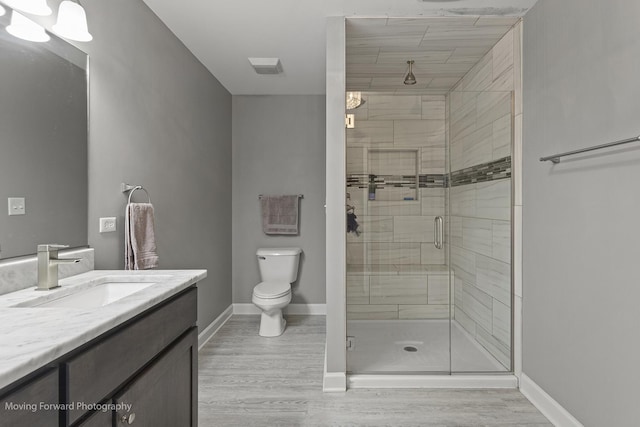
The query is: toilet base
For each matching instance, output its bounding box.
[259,309,286,337]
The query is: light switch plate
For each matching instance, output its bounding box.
[8,198,25,216]
[99,217,117,233]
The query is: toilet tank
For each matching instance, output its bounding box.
[256,248,302,283]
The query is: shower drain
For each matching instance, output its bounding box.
[403,346,418,352]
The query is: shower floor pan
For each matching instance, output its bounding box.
[347,319,507,374]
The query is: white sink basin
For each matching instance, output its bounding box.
[32,282,157,308]
[11,276,168,309]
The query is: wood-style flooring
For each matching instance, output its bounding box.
[198,315,551,426]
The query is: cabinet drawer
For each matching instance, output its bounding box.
[0,368,58,427]
[65,287,196,425]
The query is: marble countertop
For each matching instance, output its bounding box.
[0,269,207,391]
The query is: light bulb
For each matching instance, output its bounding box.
[6,11,50,42]
[3,0,52,16]
[53,1,92,42]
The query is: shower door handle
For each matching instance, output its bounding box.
[434,216,443,250]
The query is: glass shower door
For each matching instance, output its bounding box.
[448,89,513,373]
[345,89,514,375]
[345,92,451,374]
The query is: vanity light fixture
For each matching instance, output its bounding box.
[6,11,50,42]
[403,60,417,86]
[53,1,92,42]
[346,91,365,110]
[3,0,52,16]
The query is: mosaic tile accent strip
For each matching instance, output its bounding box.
[450,156,511,187]
[346,174,445,189]
[419,174,447,188]
[346,157,510,190]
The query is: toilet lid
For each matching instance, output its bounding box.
[254,282,291,298]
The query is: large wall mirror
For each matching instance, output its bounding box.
[0,5,88,259]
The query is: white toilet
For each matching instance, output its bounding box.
[252,247,302,337]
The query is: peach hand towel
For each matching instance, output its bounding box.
[125,202,159,270]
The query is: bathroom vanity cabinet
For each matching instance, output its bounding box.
[0,369,58,426]
[0,286,198,427]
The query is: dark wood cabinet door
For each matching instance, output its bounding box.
[76,408,112,427]
[0,369,58,427]
[66,288,196,425]
[113,328,197,427]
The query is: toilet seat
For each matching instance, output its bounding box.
[253,282,291,299]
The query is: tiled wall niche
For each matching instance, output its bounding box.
[346,94,448,320]
[448,25,519,370]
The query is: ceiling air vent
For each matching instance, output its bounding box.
[248,57,283,75]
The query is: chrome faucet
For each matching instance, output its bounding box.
[37,244,82,290]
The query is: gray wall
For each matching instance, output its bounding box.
[82,0,232,329]
[232,95,326,304]
[523,0,640,425]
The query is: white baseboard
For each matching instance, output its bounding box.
[286,304,326,315]
[232,303,326,315]
[323,371,347,392]
[348,374,518,389]
[323,348,347,392]
[198,304,233,351]
[520,373,583,427]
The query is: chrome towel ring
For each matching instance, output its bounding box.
[122,183,152,204]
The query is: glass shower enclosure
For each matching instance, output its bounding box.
[345,90,513,375]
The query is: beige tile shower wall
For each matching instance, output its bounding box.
[346,93,447,320]
[346,268,451,320]
[447,26,519,370]
[450,183,512,369]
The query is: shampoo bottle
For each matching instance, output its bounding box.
[368,174,376,200]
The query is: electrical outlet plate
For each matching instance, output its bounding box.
[99,217,117,233]
[8,198,25,216]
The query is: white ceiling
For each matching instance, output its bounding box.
[141,0,539,95]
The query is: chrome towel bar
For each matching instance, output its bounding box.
[258,194,303,199]
[540,135,640,163]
